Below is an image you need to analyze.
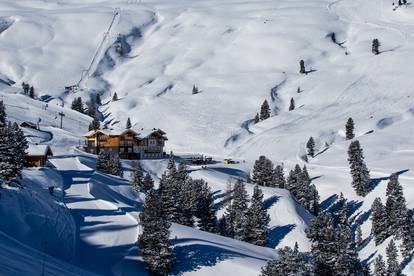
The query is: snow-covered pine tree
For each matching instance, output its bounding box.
[138,189,174,275]
[223,201,235,238]
[192,85,199,94]
[334,200,363,276]
[88,117,100,131]
[10,122,28,179]
[142,173,154,193]
[347,140,370,196]
[112,92,118,101]
[126,117,132,129]
[286,164,302,199]
[299,60,306,74]
[371,197,388,245]
[260,242,310,275]
[400,209,414,258]
[372,39,380,55]
[71,97,84,113]
[29,86,35,98]
[131,162,144,192]
[96,94,102,105]
[289,97,295,111]
[385,174,407,238]
[0,101,6,127]
[195,181,216,233]
[259,100,270,121]
[109,153,123,177]
[245,185,270,246]
[386,239,401,276]
[231,179,249,241]
[96,151,109,173]
[374,254,387,276]
[252,155,274,187]
[306,213,338,276]
[306,137,315,157]
[272,164,286,188]
[345,118,355,140]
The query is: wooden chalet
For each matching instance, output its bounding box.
[26,145,53,167]
[84,128,167,159]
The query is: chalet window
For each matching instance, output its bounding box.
[120,148,124,153]
[128,148,132,153]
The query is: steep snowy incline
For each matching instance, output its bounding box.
[0,230,97,276]
[50,156,139,275]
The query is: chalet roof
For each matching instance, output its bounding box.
[84,129,139,137]
[138,128,168,139]
[27,144,53,156]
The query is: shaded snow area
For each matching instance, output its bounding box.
[0,0,413,275]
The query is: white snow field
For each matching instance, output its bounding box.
[0,0,413,275]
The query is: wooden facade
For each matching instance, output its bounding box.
[25,145,53,167]
[84,129,167,159]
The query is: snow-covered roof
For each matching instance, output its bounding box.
[27,144,52,156]
[84,128,167,139]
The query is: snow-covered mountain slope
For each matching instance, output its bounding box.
[0,0,413,274]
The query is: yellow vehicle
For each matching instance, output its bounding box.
[224,158,234,165]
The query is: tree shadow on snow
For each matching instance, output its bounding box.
[369,169,409,192]
[263,195,280,210]
[172,240,268,275]
[320,194,338,212]
[267,224,296,248]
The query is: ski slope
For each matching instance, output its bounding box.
[0,0,413,274]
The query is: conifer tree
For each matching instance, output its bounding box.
[345,118,355,140]
[286,164,302,198]
[112,92,118,101]
[307,213,338,275]
[142,173,154,193]
[96,94,102,105]
[88,117,100,131]
[259,100,270,121]
[126,117,132,129]
[260,243,310,276]
[374,254,387,276]
[385,174,407,238]
[71,97,84,113]
[138,189,174,275]
[306,137,315,157]
[372,39,380,55]
[272,164,286,189]
[347,140,370,196]
[386,239,401,276]
[245,185,270,246]
[195,181,216,233]
[29,86,35,98]
[400,209,414,258]
[0,101,6,127]
[96,151,123,177]
[299,60,306,74]
[371,197,388,245]
[252,155,275,187]
[192,85,200,95]
[232,179,249,241]
[96,151,110,174]
[10,123,28,178]
[131,162,144,192]
[289,97,295,111]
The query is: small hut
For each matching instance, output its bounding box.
[26,145,53,167]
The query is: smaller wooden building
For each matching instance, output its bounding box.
[26,145,53,167]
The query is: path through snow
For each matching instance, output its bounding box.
[50,157,138,275]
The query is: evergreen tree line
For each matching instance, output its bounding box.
[373,239,402,276]
[157,156,217,233]
[252,155,319,215]
[21,82,35,98]
[218,180,270,246]
[0,101,28,184]
[262,195,364,276]
[96,151,123,177]
[371,174,414,259]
